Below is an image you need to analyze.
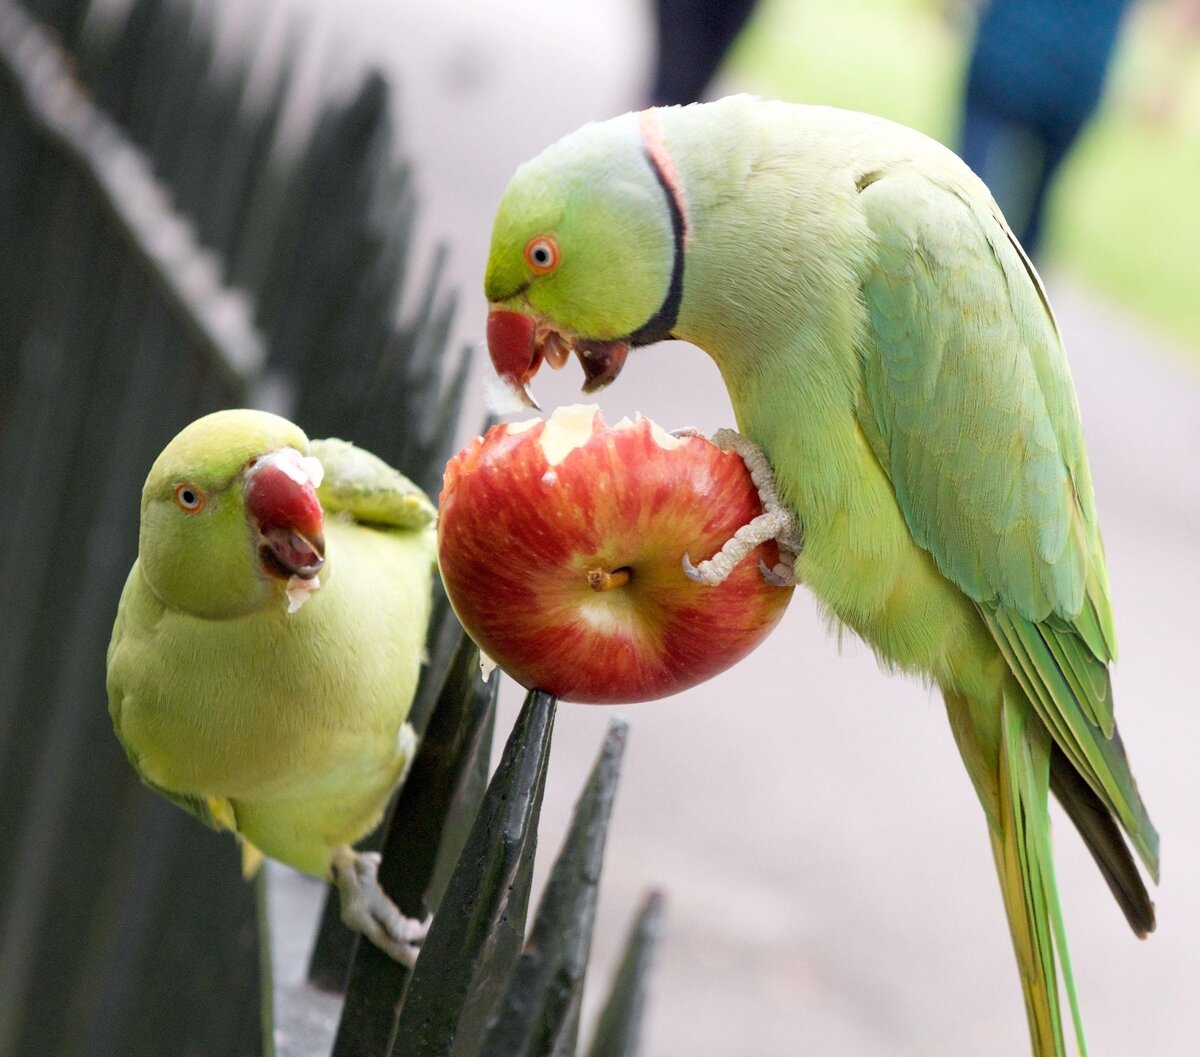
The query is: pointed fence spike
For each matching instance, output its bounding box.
[476,718,631,1057]
[585,891,667,1057]
[0,1,267,396]
[391,691,558,1057]
[4,3,479,1055]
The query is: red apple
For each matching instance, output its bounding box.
[436,404,794,703]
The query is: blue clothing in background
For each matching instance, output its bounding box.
[648,0,759,105]
[959,0,1133,255]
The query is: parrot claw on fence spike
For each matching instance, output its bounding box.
[332,848,429,968]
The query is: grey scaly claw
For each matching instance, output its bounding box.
[681,539,739,586]
[682,428,802,588]
[332,848,428,968]
[682,508,798,586]
[758,558,797,587]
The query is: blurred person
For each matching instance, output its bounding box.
[1135,0,1200,129]
[647,0,759,105]
[958,0,1134,256]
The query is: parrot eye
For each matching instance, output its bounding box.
[524,236,560,275]
[174,482,206,513]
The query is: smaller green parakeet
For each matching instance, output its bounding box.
[107,409,437,964]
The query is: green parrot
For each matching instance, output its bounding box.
[483,97,1158,1056]
[107,408,437,964]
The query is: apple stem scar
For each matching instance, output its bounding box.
[587,567,633,592]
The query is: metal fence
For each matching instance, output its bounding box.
[0,0,464,1052]
[0,2,661,1054]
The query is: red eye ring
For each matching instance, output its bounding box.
[524,236,560,275]
[174,482,206,513]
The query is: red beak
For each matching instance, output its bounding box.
[486,308,630,407]
[244,452,325,580]
[487,309,542,408]
[575,337,629,394]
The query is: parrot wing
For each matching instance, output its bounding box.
[108,597,235,833]
[140,774,226,831]
[309,437,436,532]
[114,713,262,876]
[855,166,1158,877]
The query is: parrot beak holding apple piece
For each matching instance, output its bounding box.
[486,308,630,408]
[244,450,326,609]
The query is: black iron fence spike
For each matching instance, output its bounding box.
[391,691,558,1057]
[585,891,667,1057]
[475,718,630,1057]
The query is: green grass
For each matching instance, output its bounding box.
[729,0,1200,355]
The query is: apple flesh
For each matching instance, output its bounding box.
[437,404,794,704]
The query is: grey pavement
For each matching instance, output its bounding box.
[273,1,1200,1053]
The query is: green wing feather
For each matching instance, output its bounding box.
[856,166,1158,882]
[141,778,225,830]
[107,579,233,833]
[309,437,436,531]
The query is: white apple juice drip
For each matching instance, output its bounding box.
[285,573,320,613]
[478,650,498,680]
[483,371,534,416]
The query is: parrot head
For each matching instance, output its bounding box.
[484,109,686,407]
[137,409,327,619]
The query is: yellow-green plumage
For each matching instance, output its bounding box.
[484,96,1158,1057]
[107,410,436,880]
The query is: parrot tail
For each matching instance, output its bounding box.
[240,839,265,880]
[1049,746,1155,938]
[991,694,1087,1057]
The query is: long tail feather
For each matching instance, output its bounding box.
[1049,747,1156,937]
[993,694,1086,1057]
[984,607,1159,881]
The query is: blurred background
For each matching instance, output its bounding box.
[3,0,1198,1054]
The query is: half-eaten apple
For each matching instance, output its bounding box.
[436,404,794,704]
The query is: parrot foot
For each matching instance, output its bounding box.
[757,558,796,587]
[331,848,429,968]
[681,428,801,587]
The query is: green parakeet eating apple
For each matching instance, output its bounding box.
[483,96,1158,1056]
[107,409,437,965]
